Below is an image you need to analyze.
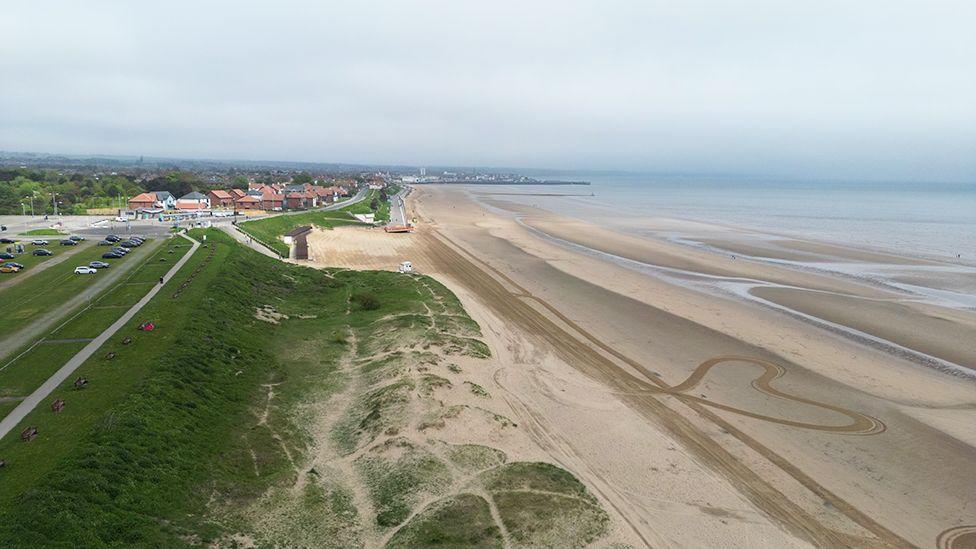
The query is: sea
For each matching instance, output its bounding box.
[515,173,976,265]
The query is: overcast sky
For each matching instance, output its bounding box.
[1,1,974,181]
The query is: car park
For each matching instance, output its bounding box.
[32,249,53,256]
[102,252,123,259]
[69,235,85,241]
[111,247,129,255]
[97,240,114,246]
[119,241,138,248]
[74,266,97,275]
[31,240,49,246]
[89,261,111,269]
[60,239,78,246]
[105,235,121,242]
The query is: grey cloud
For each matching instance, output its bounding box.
[1,0,974,181]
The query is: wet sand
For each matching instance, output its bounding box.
[305,186,976,548]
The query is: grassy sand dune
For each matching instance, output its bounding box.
[0,229,614,548]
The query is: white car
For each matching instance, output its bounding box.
[114,216,127,222]
[74,266,97,275]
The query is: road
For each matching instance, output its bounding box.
[388,186,410,226]
[0,233,200,442]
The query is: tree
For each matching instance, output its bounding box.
[292,172,313,185]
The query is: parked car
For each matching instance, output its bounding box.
[89,261,110,269]
[74,266,97,275]
[114,216,126,222]
[0,252,13,259]
[32,249,53,256]
[31,240,49,246]
[102,252,123,259]
[119,241,137,248]
[105,235,121,242]
[69,235,85,241]
[0,237,15,244]
[0,265,20,273]
[110,247,128,255]
[97,240,114,246]
[59,239,78,246]
[7,262,24,269]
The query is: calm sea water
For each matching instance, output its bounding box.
[521,173,976,264]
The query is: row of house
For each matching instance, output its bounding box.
[127,183,352,213]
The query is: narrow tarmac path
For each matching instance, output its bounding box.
[0,233,200,442]
[0,240,163,362]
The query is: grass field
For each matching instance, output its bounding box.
[0,240,190,405]
[0,229,611,548]
[0,243,68,275]
[0,242,156,337]
[20,228,65,236]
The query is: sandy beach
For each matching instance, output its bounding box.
[305,185,976,548]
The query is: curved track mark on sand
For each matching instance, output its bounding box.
[937,525,976,549]
[664,355,884,434]
[423,228,913,548]
[512,294,885,435]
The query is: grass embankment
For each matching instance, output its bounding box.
[0,240,189,403]
[342,188,391,222]
[0,230,611,547]
[238,210,364,256]
[236,188,396,256]
[20,228,65,236]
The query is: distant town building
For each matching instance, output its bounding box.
[176,191,210,211]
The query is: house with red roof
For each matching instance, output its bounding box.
[262,193,285,211]
[127,192,157,210]
[208,190,234,209]
[175,191,210,211]
[234,195,262,210]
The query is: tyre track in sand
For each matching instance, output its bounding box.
[418,228,913,548]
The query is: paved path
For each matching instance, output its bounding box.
[0,240,163,362]
[0,233,200,442]
[223,225,279,258]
